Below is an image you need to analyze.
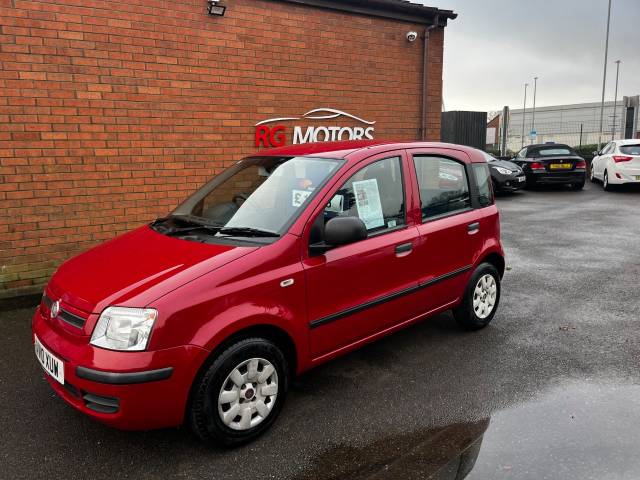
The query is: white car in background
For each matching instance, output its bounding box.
[591,140,640,191]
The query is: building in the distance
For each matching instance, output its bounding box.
[487,96,640,153]
[0,0,456,300]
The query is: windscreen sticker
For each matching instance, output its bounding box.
[352,179,384,230]
[292,189,312,207]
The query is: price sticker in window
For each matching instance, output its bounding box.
[292,189,312,207]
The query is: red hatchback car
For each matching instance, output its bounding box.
[33,141,504,446]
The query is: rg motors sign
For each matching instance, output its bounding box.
[254,108,375,147]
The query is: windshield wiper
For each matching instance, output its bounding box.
[217,227,280,238]
[163,224,221,236]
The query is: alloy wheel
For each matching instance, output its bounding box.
[473,274,497,319]
[218,358,278,431]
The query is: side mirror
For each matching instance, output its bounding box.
[592,151,600,156]
[309,217,367,255]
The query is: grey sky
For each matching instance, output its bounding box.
[424,0,640,112]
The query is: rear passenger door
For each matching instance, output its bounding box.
[407,149,483,313]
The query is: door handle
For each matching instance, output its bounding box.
[468,222,480,235]
[395,242,413,255]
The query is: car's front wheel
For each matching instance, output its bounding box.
[189,337,288,447]
[453,263,501,331]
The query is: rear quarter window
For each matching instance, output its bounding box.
[472,164,494,207]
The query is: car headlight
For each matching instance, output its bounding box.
[90,307,157,351]
[494,167,513,175]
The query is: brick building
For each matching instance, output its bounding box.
[0,0,456,300]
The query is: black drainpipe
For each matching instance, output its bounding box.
[421,14,439,141]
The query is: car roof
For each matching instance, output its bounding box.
[527,143,572,149]
[256,140,484,163]
[615,139,640,146]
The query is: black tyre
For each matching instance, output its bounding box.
[189,337,288,447]
[571,180,585,190]
[589,167,597,183]
[603,171,614,191]
[453,263,501,331]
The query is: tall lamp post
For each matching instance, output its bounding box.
[611,60,621,140]
[521,82,529,148]
[598,0,613,150]
[531,76,538,144]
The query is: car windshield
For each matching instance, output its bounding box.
[535,147,573,156]
[164,156,342,237]
[620,144,640,155]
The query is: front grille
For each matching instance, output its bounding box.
[42,294,53,309]
[42,293,87,329]
[58,309,86,329]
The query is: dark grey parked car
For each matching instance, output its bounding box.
[480,152,526,192]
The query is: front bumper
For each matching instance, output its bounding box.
[526,171,586,186]
[493,174,526,191]
[32,307,210,430]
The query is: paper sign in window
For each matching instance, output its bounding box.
[292,189,312,207]
[352,179,384,230]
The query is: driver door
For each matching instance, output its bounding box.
[302,152,422,359]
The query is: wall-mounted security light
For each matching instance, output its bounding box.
[207,0,226,16]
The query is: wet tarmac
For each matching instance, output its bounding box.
[1,182,640,479]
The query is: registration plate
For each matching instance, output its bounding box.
[517,176,526,182]
[635,176,640,180]
[549,163,572,170]
[34,335,65,385]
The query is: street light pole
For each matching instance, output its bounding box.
[598,0,613,150]
[612,60,621,140]
[521,82,528,148]
[531,76,538,144]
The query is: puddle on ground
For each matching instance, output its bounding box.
[295,382,640,480]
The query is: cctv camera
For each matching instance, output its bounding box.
[406,31,418,42]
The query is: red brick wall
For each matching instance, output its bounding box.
[0,0,445,298]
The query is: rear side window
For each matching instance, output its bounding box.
[620,144,640,155]
[413,156,471,220]
[473,164,494,207]
[322,156,406,235]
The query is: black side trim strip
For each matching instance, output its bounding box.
[76,366,173,385]
[309,265,472,329]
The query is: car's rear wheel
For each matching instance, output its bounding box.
[453,263,501,331]
[189,337,288,447]
[603,170,614,191]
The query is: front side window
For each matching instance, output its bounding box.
[155,156,342,240]
[473,163,494,207]
[413,156,471,220]
[320,156,406,236]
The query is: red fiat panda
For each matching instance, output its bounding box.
[33,141,504,446]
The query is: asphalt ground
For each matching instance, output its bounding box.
[2,180,640,479]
